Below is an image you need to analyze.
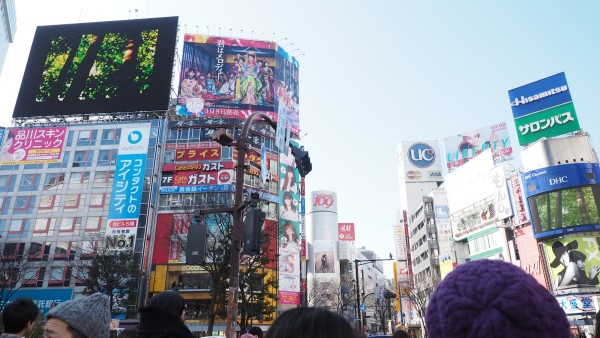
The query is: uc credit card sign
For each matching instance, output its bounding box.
[106,124,151,250]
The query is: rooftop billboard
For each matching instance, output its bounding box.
[444,122,513,173]
[176,34,299,134]
[507,72,580,145]
[397,141,444,183]
[13,17,178,118]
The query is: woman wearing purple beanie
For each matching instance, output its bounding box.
[425,259,571,338]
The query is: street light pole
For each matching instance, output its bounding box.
[354,256,393,336]
[222,113,277,338]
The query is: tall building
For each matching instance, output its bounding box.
[1,16,304,333]
[0,0,16,76]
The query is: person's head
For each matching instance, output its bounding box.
[264,61,270,68]
[282,191,295,211]
[2,131,15,153]
[426,259,570,338]
[393,329,410,338]
[283,221,297,241]
[257,60,264,67]
[284,165,295,184]
[2,297,39,335]
[206,72,212,79]
[550,240,579,268]
[145,290,186,322]
[185,68,195,79]
[45,292,110,338]
[248,326,264,338]
[116,328,138,338]
[569,250,587,270]
[265,307,355,338]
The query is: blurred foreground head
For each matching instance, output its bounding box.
[426,259,570,338]
[265,307,355,338]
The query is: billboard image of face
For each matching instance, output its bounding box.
[14,17,177,118]
[444,122,513,173]
[0,127,67,165]
[177,34,299,134]
[544,236,600,291]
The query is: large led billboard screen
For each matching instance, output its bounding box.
[176,34,299,134]
[524,163,600,239]
[13,17,178,118]
[507,72,580,145]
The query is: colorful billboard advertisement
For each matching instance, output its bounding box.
[278,147,301,305]
[397,141,444,182]
[0,127,67,165]
[523,163,600,238]
[338,223,355,241]
[543,236,600,291]
[176,34,299,134]
[13,17,178,118]
[314,240,336,276]
[444,122,513,173]
[174,147,222,162]
[509,174,528,226]
[508,72,580,145]
[105,124,151,250]
[1,288,73,314]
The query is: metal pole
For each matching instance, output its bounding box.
[354,259,362,336]
[226,113,277,338]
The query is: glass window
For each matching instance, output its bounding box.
[78,130,91,140]
[90,193,105,207]
[85,217,102,232]
[49,267,65,281]
[0,175,12,191]
[93,171,113,187]
[54,242,70,257]
[44,173,65,190]
[23,268,38,281]
[19,174,38,191]
[8,219,24,233]
[73,150,94,167]
[64,194,84,208]
[14,196,31,210]
[33,218,55,237]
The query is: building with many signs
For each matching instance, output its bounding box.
[0,15,305,334]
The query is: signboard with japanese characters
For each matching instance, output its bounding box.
[174,147,222,162]
[1,289,73,314]
[105,124,151,250]
[508,72,580,145]
[0,127,67,164]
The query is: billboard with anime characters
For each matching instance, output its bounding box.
[176,34,299,134]
[543,236,600,291]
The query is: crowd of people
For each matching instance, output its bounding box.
[1,259,597,338]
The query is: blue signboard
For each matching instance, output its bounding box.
[2,288,73,314]
[508,72,572,119]
[522,162,600,197]
[159,184,233,194]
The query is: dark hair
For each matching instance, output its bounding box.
[569,250,586,262]
[282,191,296,213]
[283,220,298,242]
[2,297,39,334]
[117,328,138,338]
[265,307,356,338]
[282,165,296,191]
[145,290,185,319]
[249,326,264,337]
[393,329,410,338]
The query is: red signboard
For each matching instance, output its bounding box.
[338,223,355,241]
[162,162,235,172]
[511,175,528,225]
[175,147,221,162]
[172,170,233,186]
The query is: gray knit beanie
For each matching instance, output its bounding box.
[47,292,111,338]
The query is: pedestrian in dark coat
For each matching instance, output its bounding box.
[137,291,194,338]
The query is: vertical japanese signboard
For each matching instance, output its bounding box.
[105,124,151,250]
[338,223,355,241]
[0,127,67,164]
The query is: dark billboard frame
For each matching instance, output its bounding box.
[13,16,178,118]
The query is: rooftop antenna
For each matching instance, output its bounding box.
[276,37,287,44]
[196,25,199,34]
[229,28,232,38]
[79,8,83,22]
[207,26,210,35]
[184,24,188,33]
[219,27,221,36]
[134,9,138,19]
[251,30,254,40]
[241,29,244,38]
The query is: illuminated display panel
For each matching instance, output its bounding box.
[13,17,178,118]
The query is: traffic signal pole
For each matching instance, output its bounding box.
[225,113,277,338]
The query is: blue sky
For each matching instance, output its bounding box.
[1,1,599,276]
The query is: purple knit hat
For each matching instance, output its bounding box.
[425,259,570,338]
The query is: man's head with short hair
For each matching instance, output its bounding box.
[249,326,264,338]
[2,297,39,336]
